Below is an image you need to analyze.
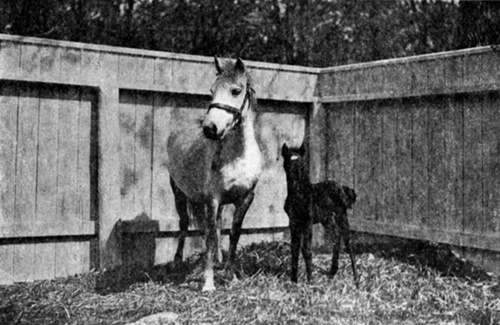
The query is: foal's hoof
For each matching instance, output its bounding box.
[202,283,216,292]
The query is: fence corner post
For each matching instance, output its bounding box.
[309,97,327,184]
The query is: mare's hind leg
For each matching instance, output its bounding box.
[170,178,189,265]
[225,191,255,278]
[321,215,341,278]
[337,210,359,287]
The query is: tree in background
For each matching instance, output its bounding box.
[0,0,498,67]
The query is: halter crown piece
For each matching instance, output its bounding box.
[207,83,252,123]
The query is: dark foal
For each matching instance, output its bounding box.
[282,143,359,286]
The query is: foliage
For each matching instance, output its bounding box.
[1,0,500,67]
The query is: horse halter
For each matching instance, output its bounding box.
[207,84,252,123]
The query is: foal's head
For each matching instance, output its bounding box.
[203,57,255,140]
[281,143,308,186]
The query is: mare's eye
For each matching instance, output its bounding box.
[231,88,242,96]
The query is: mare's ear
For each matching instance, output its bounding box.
[235,58,245,74]
[214,56,223,75]
[281,143,289,157]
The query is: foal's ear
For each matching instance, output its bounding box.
[281,143,289,157]
[214,56,223,75]
[235,58,245,74]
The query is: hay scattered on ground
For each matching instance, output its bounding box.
[1,240,499,325]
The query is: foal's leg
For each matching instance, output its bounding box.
[301,216,314,282]
[170,178,189,265]
[202,199,219,292]
[289,219,302,283]
[225,191,255,278]
[321,215,341,278]
[337,210,359,287]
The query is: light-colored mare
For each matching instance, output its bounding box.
[167,57,262,291]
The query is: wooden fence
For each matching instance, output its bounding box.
[0,35,499,284]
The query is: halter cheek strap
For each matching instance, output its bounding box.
[207,87,251,122]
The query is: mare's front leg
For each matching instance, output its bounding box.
[225,191,255,278]
[202,199,219,292]
[170,178,189,266]
[216,205,224,264]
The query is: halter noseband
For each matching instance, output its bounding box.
[207,86,252,122]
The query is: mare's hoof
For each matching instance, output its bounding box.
[202,283,216,292]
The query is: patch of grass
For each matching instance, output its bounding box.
[1,240,499,324]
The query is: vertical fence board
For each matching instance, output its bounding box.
[55,242,89,278]
[33,243,55,280]
[57,88,80,235]
[60,48,81,84]
[354,102,382,221]
[0,41,20,78]
[0,246,13,284]
[13,244,35,282]
[151,94,175,230]
[39,45,60,81]
[427,98,446,230]
[339,104,355,188]
[444,96,464,233]
[20,44,40,79]
[396,102,413,226]
[78,90,92,231]
[134,92,154,217]
[481,92,500,236]
[411,99,429,228]
[15,85,39,236]
[326,105,342,180]
[0,84,18,236]
[380,101,398,224]
[37,87,59,234]
[119,91,137,220]
[463,95,483,234]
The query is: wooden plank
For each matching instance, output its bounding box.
[481,92,500,236]
[411,98,429,228]
[154,58,173,86]
[119,90,137,220]
[463,94,483,234]
[354,101,382,222]
[443,96,464,233]
[55,241,90,278]
[36,87,59,235]
[0,246,13,284]
[39,45,60,81]
[380,100,398,224]
[78,89,93,232]
[427,97,446,230]
[151,94,176,230]
[337,103,355,188]
[325,104,342,180]
[0,41,21,78]
[60,47,81,84]
[119,55,137,87]
[136,57,155,86]
[134,92,154,217]
[0,84,18,237]
[20,44,40,79]
[56,87,80,235]
[309,100,326,183]
[81,50,101,84]
[396,100,413,227]
[12,244,35,282]
[15,84,39,236]
[33,243,56,280]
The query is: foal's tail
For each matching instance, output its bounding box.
[342,186,357,209]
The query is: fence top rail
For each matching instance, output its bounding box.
[320,44,500,73]
[0,33,320,75]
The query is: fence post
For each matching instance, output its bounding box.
[309,97,327,183]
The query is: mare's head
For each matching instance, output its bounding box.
[281,143,308,185]
[203,57,255,140]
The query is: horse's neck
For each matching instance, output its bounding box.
[286,172,311,200]
[221,110,259,159]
